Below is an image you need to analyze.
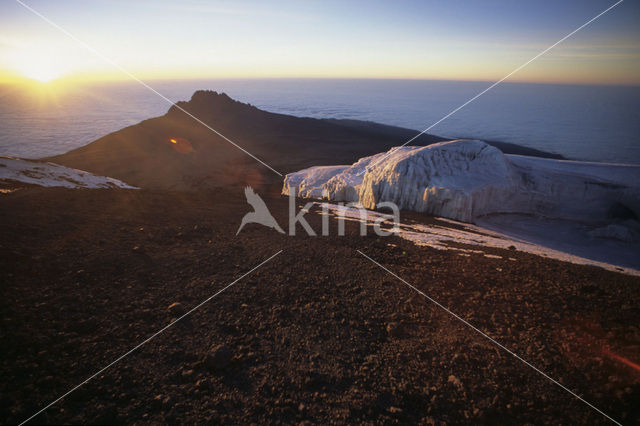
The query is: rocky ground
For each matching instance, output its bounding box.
[0,185,639,425]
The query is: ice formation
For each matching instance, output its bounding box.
[282,140,640,225]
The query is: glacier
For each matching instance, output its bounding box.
[283,139,640,272]
[282,139,640,225]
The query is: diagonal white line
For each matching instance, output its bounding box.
[357,250,622,426]
[19,250,283,426]
[356,0,624,176]
[13,0,283,177]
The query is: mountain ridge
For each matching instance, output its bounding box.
[50,90,562,190]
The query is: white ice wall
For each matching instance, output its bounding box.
[282,140,640,225]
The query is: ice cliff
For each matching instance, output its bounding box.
[282,139,640,225]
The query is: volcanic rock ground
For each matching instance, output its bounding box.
[1,185,639,425]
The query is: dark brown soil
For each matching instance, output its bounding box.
[1,186,639,425]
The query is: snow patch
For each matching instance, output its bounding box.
[318,202,640,276]
[588,221,640,242]
[0,156,137,189]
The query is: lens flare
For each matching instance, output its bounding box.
[168,137,194,154]
[556,317,640,379]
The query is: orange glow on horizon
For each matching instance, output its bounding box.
[2,65,639,87]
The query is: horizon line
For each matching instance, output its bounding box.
[2,74,640,88]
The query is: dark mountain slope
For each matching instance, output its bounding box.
[50,91,561,189]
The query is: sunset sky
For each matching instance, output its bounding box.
[0,0,639,85]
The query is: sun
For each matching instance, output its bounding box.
[9,51,64,83]
[23,69,60,83]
